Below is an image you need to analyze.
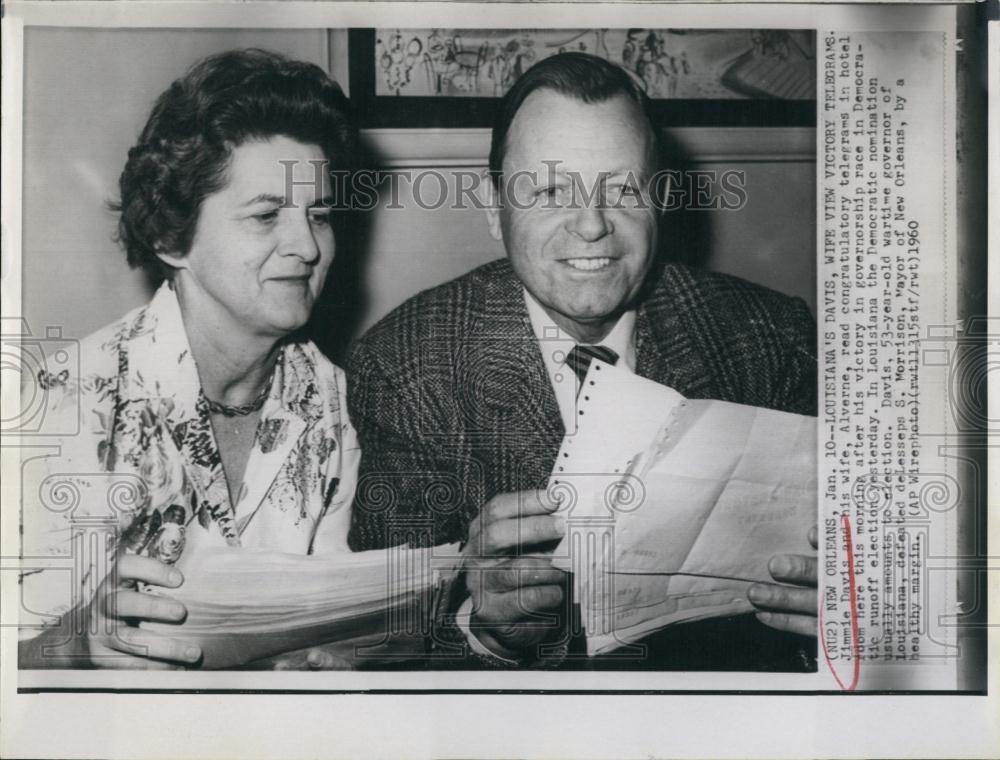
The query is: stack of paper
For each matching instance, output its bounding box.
[549,361,816,655]
[142,544,461,668]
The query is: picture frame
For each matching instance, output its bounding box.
[348,28,816,129]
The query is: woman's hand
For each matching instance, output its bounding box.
[81,554,202,669]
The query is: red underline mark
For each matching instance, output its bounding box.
[820,514,861,691]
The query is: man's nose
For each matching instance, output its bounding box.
[280,214,321,264]
[568,203,613,242]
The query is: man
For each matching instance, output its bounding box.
[347,52,817,668]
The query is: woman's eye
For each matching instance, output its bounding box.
[309,210,332,226]
[254,210,279,224]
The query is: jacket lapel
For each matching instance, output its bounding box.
[635,265,718,399]
[468,261,564,489]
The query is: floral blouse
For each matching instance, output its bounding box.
[19,284,359,637]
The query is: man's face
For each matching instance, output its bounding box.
[487,90,660,342]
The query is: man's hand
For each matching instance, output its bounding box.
[263,646,353,671]
[463,489,567,660]
[748,525,818,637]
[80,553,202,669]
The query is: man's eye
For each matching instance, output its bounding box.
[610,184,644,206]
[536,186,569,205]
[611,184,641,198]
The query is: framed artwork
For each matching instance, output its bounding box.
[348,28,816,128]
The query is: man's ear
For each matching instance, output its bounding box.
[655,170,672,222]
[478,171,503,242]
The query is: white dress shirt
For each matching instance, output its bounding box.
[456,289,638,661]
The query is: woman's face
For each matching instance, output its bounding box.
[165,136,336,340]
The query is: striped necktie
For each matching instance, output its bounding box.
[565,344,619,387]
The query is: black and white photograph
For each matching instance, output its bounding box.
[0,2,995,759]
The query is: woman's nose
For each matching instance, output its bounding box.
[280,214,321,263]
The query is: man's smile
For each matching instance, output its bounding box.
[268,273,312,283]
[560,256,616,272]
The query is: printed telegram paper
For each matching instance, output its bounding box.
[549,361,816,655]
[142,544,461,669]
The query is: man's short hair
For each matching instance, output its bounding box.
[115,48,356,279]
[488,52,661,189]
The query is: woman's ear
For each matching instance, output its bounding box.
[478,171,503,242]
[154,246,188,271]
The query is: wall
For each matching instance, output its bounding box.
[18,28,815,361]
[20,28,329,338]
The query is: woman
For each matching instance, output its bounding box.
[19,49,359,669]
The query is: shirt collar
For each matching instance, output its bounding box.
[123,282,201,415]
[122,282,324,426]
[522,288,636,370]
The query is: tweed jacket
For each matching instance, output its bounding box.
[346,257,816,669]
[347,257,816,552]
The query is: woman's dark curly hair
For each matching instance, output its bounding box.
[115,48,356,279]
